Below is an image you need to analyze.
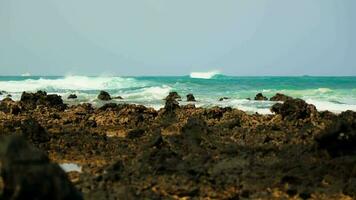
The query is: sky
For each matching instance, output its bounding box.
[0,0,355,76]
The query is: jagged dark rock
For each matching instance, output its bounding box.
[20,118,50,143]
[0,136,82,200]
[271,98,317,120]
[164,93,180,113]
[315,111,356,156]
[20,91,66,110]
[219,97,229,101]
[165,92,181,101]
[270,93,293,102]
[68,94,78,99]
[0,98,20,115]
[254,93,268,101]
[186,93,196,102]
[97,91,112,101]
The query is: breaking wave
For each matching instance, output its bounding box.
[189,70,221,79]
[0,75,146,92]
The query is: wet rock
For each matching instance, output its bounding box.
[0,136,82,200]
[164,93,180,113]
[97,91,112,101]
[20,118,50,143]
[254,93,268,101]
[316,111,356,156]
[186,93,196,102]
[0,98,20,115]
[68,94,78,99]
[219,97,229,101]
[165,92,181,101]
[271,98,317,120]
[127,128,145,139]
[20,91,66,110]
[270,93,293,102]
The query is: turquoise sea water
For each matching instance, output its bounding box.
[1,74,356,114]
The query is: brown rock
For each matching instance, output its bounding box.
[68,94,78,99]
[97,91,112,101]
[271,98,317,120]
[0,136,82,200]
[20,91,66,110]
[254,93,268,101]
[186,93,196,102]
[270,93,293,102]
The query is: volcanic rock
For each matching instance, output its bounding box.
[68,94,78,99]
[97,91,112,101]
[186,93,196,102]
[316,111,356,156]
[219,97,229,101]
[164,93,180,113]
[270,93,293,102]
[271,98,317,120]
[20,91,66,110]
[0,136,82,200]
[254,93,268,101]
[165,92,181,101]
[0,98,20,115]
[20,118,50,143]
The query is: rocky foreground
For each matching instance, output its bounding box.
[0,91,356,199]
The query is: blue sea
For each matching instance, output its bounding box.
[1,72,356,114]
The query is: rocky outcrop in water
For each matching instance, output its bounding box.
[97,91,112,101]
[271,98,317,120]
[270,93,293,102]
[165,92,181,101]
[254,93,268,101]
[219,97,229,101]
[20,91,66,111]
[186,93,196,102]
[68,94,78,99]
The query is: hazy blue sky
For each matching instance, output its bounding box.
[0,0,355,76]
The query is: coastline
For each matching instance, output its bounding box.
[1,91,356,199]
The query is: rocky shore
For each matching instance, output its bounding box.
[0,91,356,199]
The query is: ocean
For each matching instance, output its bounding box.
[1,72,356,114]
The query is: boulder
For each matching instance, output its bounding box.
[20,91,66,110]
[0,136,82,200]
[219,97,229,101]
[186,93,196,102]
[68,94,78,99]
[97,91,112,101]
[254,93,268,101]
[270,93,293,102]
[164,93,180,113]
[0,98,20,115]
[20,118,50,143]
[271,98,317,120]
[164,92,181,101]
[315,111,356,156]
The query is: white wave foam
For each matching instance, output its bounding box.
[0,75,145,92]
[306,99,356,113]
[122,85,172,100]
[190,70,220,79]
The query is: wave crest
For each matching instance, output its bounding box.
[0,75,146,92]
[190,70,221,79]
